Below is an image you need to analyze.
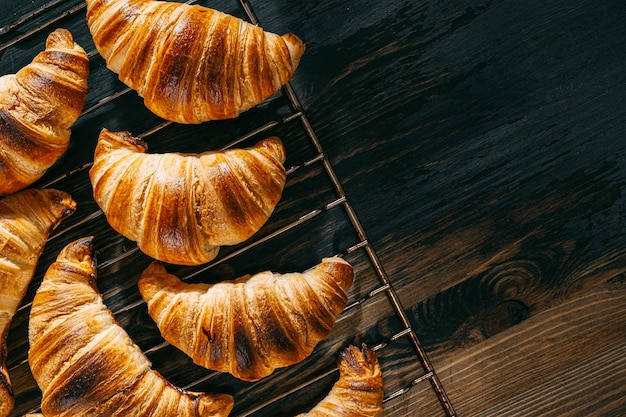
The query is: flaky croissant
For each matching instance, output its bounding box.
[0,188,76,417]
[85,0,306,124]
[297,344,384,417]
[89,128,286,266]
[138,257,354,382]
[0,28,89,196]
[28,236,234,417]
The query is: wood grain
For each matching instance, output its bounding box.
[1,0,626,415]
[385,276,626,416]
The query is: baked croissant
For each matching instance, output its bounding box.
[0,28,89,196]
[297,344,384,417]
[28,236,234,417]
[138,257,354,382]
[0,188,76,417]
[89,128,286,266]
[85,0,306,124]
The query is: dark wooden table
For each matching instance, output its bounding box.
[1,0,625,416]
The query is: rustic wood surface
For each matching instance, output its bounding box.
[1,0,625,416]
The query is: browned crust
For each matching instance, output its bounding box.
[138,257,354,381]
[0,28,89,196]
[28,237,234,416]
[85,0,305,123]
[89,129,287,265]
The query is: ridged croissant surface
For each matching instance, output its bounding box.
[138,257,354,381]
[297,344,384,417]
[85,0,306,124]
[28,237,234,417]
[0,28,89,196]
[89,129,286,265]
[0,188,76,417]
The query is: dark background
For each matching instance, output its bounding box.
[1,0,625,415]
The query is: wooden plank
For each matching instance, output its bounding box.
[2,0,626,415]
[384,276,626,416]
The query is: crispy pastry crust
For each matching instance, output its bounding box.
[85,0,306,123]
[0,29,89,196]
[89,128,287,266]
[297,344,384,416]
[28,237,234,417]
[138,257,354,381]
[0,188,76,417]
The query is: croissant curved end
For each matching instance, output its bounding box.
[297,344,384,417]
[318,257,355,289]
[42,188,78,226]
[0,28,89,196]
[98,127,148,151]
[255,136,287,164]
[46,27,82,53]
[282,33,307,69]
[0,370,13,417]
[136,261,169,300]
[57,236,95,265]
[339,343,383,382]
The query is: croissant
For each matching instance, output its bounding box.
[28,236,234,417]
[85,0,306,124]
[138,257,354,381]
[0,188,76,417]
[297,344,384,417]
[89,128,286,266]
[0,28,89,196]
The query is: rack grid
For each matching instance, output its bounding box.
[1,1,456,415]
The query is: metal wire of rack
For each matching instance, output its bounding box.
[1,1,456,415]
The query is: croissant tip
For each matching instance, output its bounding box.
[58,236,95,264]
[46,28,74,48]
[338,343,382,381]
[142,260,167,276]
[282,33,306,68]
[99,128,148,151]
[255,136,286,164]
[321,256,350,266]
[319,257,354,287]
[197,393,235,415]
[138,261,170,301]
[0,376,13,416]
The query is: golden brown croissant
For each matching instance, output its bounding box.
[89,128,287,266]
[0,188,76,417]
[297,344,384,417]
[28,236,234,417]
[85,0,306,124]
[138,257,354,382]
[0,28,89,196]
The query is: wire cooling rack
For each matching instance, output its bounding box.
[1,0,456,415]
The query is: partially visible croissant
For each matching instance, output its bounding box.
[297,344,384,417]
[0,188,76,417]
[138,257,354,381]
[28,236,234,417]
[89,128,286,265]
[85,0,306,124]
[0,28,89,196]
